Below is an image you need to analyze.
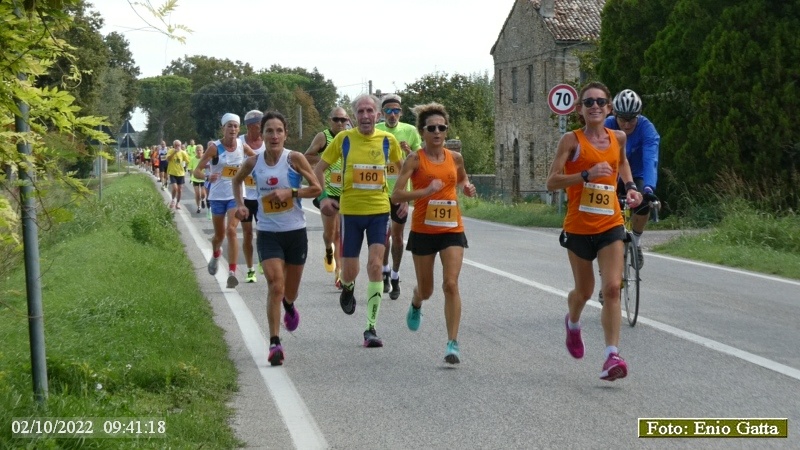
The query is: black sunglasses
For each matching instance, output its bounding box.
[330,117,348,123]
[582,97,609,107]
[425,124,448,133]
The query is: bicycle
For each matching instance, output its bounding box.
[619,192,659,326]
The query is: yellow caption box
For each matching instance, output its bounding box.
[638,418,787,438]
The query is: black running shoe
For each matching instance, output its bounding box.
[382,271,390,293]
[363,327,383,348]
[339,284,356,315]
[389,278,400,300]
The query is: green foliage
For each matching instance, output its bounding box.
[460,195,564,228]
[190,77,269,140]
[162,55,254,92]
[451,117,494,174]
[263,65,338,117]
[137,75,192,143]
[0,175,240,448]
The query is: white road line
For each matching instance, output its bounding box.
[463,258,800,382]
[177,207,328,450]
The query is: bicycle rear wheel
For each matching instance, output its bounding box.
[622,241,640,326]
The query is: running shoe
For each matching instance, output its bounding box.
[196,207,201,213]
[406,302,422,331]
[600,353,628,381]
[363,327,383,348]
[226,271,239,289]
[201,199,206,209]
[208,257,219,275]
[169,200,175,209]
[389,278,401,300]
[564,314,584,359]
[283,305,300,332]
[268,344,284,366]
[339,283,355,315]
[382,271,390,293]
[334,275,342,290]
[323,246,335,273]
[636,246,644,270]
[175,204,181,210]
[444,340,460,364]
[246,269,257,283]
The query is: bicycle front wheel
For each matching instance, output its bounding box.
[622,241,640,326]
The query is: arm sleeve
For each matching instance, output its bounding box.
[640,119,660,189]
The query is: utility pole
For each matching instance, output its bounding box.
[368,80,373,96]
[13,4,48,405]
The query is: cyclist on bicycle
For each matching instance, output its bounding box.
[604,89,660,268]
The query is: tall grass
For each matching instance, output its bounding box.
[0,173,240,449]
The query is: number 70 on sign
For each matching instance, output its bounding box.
[548,84,579,115]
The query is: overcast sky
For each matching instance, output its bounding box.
[92,0,513,130]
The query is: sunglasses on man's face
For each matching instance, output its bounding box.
[383,108,402,115]
[616,114,639,123]
[330,117,348,123]
[425,124,448,133]
[581,97,609,107]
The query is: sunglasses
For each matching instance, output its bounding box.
[383,108,402,115]
[330,117,349,123]
[581,97,609,107]
[425,124,448,133]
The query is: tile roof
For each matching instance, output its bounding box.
[530,0,605,42]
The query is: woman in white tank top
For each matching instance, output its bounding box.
[191,113,255,289]
[232,111,322,367]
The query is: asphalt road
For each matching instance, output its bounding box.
[159,173,799,449]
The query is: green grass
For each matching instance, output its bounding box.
[0,174,241,449]
[460,195,564,228]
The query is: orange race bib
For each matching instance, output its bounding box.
[386,163,399,180]
[352,164,385,190]
[261,196,294,214]
[579,182,615,216]
[329,169,342,188]
[425,199,459,227]
[221,165,239,179]
[244,175,256,187]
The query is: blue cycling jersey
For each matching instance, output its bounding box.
[604,115,660,190]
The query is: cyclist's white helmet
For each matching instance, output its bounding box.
[612,89,642,117]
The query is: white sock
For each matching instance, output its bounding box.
[568,319,580,330]
[604,346,619,358]
[383,264,390,273]
[391,270,399,280]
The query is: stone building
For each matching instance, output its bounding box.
[491,0,605,200]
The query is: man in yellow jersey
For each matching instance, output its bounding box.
[188,144,206,213]
[313,94,404,348]
[166,139,190,209]
[305,106,350,287]
[376,94,421,300]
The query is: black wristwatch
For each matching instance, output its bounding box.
[625,181,638,192]
[581,170,590,183]
[291,188,298,198]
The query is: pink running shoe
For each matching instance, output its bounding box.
[268,344,284,366]
[600,353,628,381]
[283,307,300,332]
[565,314,584,359]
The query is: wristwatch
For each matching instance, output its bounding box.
[291,188,298,198]
[581,170,590,183]
[625,181,638,192]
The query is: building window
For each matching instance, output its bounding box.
[498,69,503,100]
[511,67,518,103]
[527,65,533,103]
[499,144,504,163]
[529,142,536,178]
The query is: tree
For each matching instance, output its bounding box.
[190,78,268,140]
[263,65,338,119]
[138,75,192,143]
[163,55,255,92]
[103,31,140,122]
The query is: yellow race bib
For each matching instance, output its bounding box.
[579,182,615,216]
[261,196,294,214]
[221,165,239,179]
[330,169,342,188]
[352,164,385,190]
[244,175,256,187]
[386,163,399,180]
[425,200,459,227]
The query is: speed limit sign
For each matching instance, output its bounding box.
[548,84,578,115]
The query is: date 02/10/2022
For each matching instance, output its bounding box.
[12,418,167,438]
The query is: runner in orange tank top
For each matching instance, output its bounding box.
[546,81,642,382]
[391,102,476,365]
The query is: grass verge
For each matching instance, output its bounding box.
[0,173,240,449]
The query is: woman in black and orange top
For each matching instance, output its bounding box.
[391,102,476,365]
[546,81,642,382]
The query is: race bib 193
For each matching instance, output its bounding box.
[578,182,615,216]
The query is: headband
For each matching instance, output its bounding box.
[221,113,240,126]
